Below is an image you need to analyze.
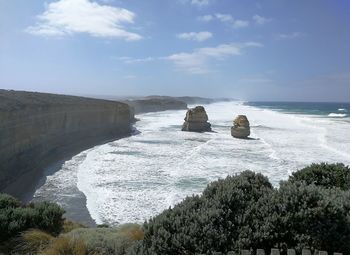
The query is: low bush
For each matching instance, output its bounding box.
[289,163,350,190]
[137,171,273,254]
[131,167,350,255]
[16,229,54,254]
[0,193,65,242]
[42,236,87,255]
[62,220,86,234]
[243,181,350,253]
[67,223,144,255]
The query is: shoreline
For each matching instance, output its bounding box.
[2,135,136,227]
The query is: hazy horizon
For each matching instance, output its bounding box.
[1,0,350,102]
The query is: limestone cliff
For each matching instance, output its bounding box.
[0,90,133,198]
[125,98,187,114]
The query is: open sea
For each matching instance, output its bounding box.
[33,101,350,226]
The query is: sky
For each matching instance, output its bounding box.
[0,0,350,101]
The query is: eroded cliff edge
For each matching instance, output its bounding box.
[0,90,134,199]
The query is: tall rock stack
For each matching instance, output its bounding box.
[182,106,212,132]
[231,115,250,139]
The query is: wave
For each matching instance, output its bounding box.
[338,108,346,111]
[33,101,350,226]
[328,113,347,117]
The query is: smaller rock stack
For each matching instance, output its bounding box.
[231,115,250,139]
[182,106,212,132]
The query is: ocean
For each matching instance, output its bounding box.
[33,101,350,226]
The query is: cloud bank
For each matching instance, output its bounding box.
[166,42,262,74]
[26,0,142,41]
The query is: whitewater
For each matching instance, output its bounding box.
[33,101,350,225]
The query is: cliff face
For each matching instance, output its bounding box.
[0,90,133,197]
[125,98,187,114]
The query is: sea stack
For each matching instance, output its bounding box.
[182,106,212,132]
[231,115,250,139]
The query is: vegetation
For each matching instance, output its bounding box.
[0,194,64,242]
[67,224,144,254]
[1,163,350,254]
[289,163,350,190]
[131,164,350,254]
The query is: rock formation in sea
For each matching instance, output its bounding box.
[182,106,212,132]
[231,115,250,139]
[0,89,134,199]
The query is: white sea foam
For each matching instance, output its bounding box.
[328,113,347,117]
[338,108,346,111]
[34,101,350,225]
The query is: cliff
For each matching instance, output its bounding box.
[125,98,187,114]
[0,90,134,199]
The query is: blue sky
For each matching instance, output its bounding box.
[1,0,350,101]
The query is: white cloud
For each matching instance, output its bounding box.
[215,13,233,22]
[276,32,305,40]
[198,13,249,29]
[165,42,262,74]
[177,31,213,42]
[253,15,271,25]
[191,0,211,7]
[123,57,155,64]
[233,20,249,28]
[26,0,142,41]
[197,15,214,22]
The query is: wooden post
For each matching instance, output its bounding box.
[256,249,265,255]
[227,252,237,255]
[270,248,280,255]
[287,249,296,255]
[317,251,328,255]
[241,250,250,255]
[333,253,343,255]
[302,249,311,255]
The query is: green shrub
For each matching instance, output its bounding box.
[137,171,273,254]
[67,223,143,255]
[0,193,65,242]
[289,163,350,190]
[243,181,350,253]
[131,169,350,255]
[0,193,21,209]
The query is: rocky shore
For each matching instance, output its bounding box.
[0,90,134,201]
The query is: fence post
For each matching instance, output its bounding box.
[256,249,265,255]
[227,252,237,255]
[287,249,296,255]
[333,253,343,255]
[317,251,328,255]
[212,253,222,255]
[302,249,311,255]
[241,250,250,255]
[270,248,280,255]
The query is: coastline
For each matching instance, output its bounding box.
[2,135,135,227]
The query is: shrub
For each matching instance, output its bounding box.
[289,163,350,190]
[138,171,273,254]
[67,223,144,255]
[131,169,350,255]
[244,182,350,253]
[0,193,65,242]
[42,236,87,255]
[62,220,86,234]
[15,229,54,254]
[0,193,21,209]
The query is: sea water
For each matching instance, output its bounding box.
[33,101,350,225]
